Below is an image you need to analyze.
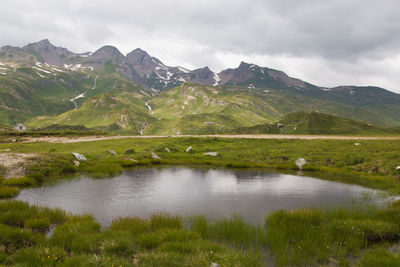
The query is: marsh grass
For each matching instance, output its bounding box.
[0,201,265,266]
[1,177,36,187]
[0,185,19,198]
[265,206,400,266]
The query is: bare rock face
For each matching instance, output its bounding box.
[84,45,141,81]
[23,39,76,65]
[127,48,161,78]
[190,67,215,85]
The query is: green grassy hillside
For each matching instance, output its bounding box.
[236,111,400,135]
[25,82,400,135]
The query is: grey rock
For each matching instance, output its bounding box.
[73,160,80,167]
[72,152,87,161]
[152,152,161,159]
[210,263,220,267]
[108,150,117,155]
[185,146,192,153]
[396,166,400,171]
[165,147,171,153]
[203,152,218,156]
[354,143,361,146]
[295,158,306,170]
[124,148,135,154]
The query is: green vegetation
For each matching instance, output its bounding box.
[236,111,400,135]
[1,136,399,193]
[0,136,400,265]
[0,200,399,266]
[0,201,264,266]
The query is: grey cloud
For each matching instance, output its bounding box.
[0,0,399,92]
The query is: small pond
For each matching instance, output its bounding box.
[17,167,378,226]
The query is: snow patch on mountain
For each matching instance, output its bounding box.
[71,93,85,101]
[35,72,45,78]
[33,66,52,74]
[178,66,190,73]
[92,75,98,90]
[213,72,221,86]
[140,90,149,96]
[51,67,64,73]
[145,102,154,114]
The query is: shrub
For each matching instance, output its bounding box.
[24,217,50,232]
[2,177,36,187]
[110,217,150,235]
[13,246,67,266]
[49,215,100,250]
[0,223,42,252]
[0,185,20,198]
[138,232,161,249]
[357,249,400,267]
[150,213,182,231]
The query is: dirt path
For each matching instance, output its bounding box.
[19,134,400,143]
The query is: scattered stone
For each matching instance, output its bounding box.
[165,147,171,153]
[185,146,192,153]
[11,139,17,143]
[73,160,80,167]
[396,166,400,171]
[277,123,284,128]
[295,158,307,170]
[152,152,161,159]
[354,143,361,146]
[203,152,218,156]
[124,148,135,154]
[210,263,220,267]
[123,158,138,164]
[107,150,117,155]
[72,152,86,161]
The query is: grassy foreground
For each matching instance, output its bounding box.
[1,136,400,266]
[0,200,399,266]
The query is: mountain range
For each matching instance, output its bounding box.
[1,39,400,134]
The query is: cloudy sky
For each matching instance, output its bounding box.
[1,0,400,92]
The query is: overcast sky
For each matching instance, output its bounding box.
[1,0,400,92]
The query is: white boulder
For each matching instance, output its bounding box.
[72,152,87,161]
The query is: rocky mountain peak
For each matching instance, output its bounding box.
[127,48,167,78]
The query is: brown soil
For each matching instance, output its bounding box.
[0,153,36,178]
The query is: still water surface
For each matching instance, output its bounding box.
[17,167,376,226]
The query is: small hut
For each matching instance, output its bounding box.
[14,123,26,132]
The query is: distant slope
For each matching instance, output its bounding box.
[235,111,400,135]
[29,92,155,134]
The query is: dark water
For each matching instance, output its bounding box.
[17,167,377,226]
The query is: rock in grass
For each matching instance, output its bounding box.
[108,150,117,155]
[73,160,80,167]
[185,146,192,153]
[203,152,218,156]
[396,166,400,171]
[72,152,87,161]
[210,263,220,267]
[354,143,361,146]
[165,147,171,153]
[295,158,306,170]
[124,148,135,154]
[152,152,161,159]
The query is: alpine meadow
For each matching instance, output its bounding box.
[1,1,400,266]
